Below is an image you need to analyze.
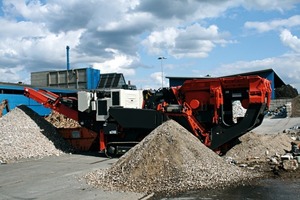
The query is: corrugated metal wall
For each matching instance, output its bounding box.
[31,68,100,89]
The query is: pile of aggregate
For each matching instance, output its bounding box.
[45,111,80,128]
[0,105,72,163]
[226,132,292,163]
[85,120,258,195]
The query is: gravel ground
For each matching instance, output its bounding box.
[0,106,72,163]
[84,120,259,195]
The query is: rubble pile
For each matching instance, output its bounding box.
[284,125,300,140]
[267,105,288,118]
[226,132,292,163]
[85,120,258,195]
[45,111,80,128]
[0,106,72,164]
[225,131,300,173]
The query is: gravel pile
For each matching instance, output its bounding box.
[226,132,292,163]
[45,111,80,128]
[0,105,72,163]
[85,120,258,195]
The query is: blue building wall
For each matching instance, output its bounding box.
[0,84,77,116]
[0,93,51,116]
[86,68,100,89]
[1,67,101,116]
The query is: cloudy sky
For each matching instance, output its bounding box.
[1,0,300,91]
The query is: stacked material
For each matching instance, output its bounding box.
[45,111,80,128]
[0,106,72,163]
[85,120,258,194]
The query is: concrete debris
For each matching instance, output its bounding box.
[225,130,300,173]
[267,105,287,118]
[0,159,6,164]
[268,152,300,171]
[281,154,293,160]
[84,120,259,195]
[283,126,300,141]
[0,105,73,163]
[282,159,299,171]
[225,132,292,163]
[232,101,247,123]
[269,157,279,165]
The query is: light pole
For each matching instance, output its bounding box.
[158,56,166,88]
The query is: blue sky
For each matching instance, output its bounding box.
[0,0,300,91]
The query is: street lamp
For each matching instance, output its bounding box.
[158,56,167,88]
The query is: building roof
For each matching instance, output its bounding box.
[166,75,213,80]
[166,68,285,88]
[98,73,126,89]
[221,68,285,87]
[0,82,77,93]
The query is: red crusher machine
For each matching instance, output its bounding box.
[24,75,271,156]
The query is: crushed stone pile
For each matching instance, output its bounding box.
[45,111,80,128]
[0,105,72,163]
[226,132,292,163]
[85,120,258,195]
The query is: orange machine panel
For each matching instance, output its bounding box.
[57,127,98,151]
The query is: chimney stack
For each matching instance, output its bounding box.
[66,46,70,71]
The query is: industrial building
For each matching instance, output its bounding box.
[0,68,134,116]
[0,68,286,116]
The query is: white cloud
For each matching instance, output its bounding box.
[142,24,232,58]
[0,65,28,83]
[0,20,84,71]
[150,71,169,88]
[92,49,136,76]
[245,15,300,33]
[280,29,300,53]
[142,27,178,55]
[242,0,298,11]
